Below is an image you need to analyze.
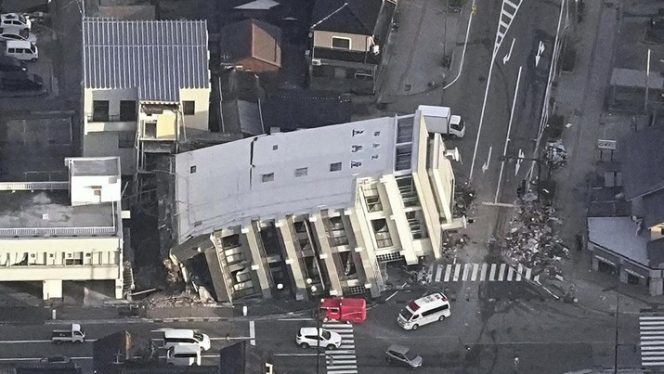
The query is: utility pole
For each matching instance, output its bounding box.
[614,294,619,374]
[645,48,652,113]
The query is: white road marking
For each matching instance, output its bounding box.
[480,263,488,281]
[471,263,479,281]
[507,266,515,281]
[435,264,443,282]
[517,264,523,281]
[444,264,452,282]
[489,263,497,281]
[525,266,532,280]
[249,320,256,346]
[498,264,506,281]
[453,264,461,281]
[462,264,471,281]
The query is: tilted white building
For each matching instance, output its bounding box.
[169,106,465,302]
[0,157,125,300]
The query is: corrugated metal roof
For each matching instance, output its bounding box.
[83,18,210,102]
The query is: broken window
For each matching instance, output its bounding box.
[350,161,362,168]
[120,100,137,121]
[92,100,109,122]
[332,36,351,50]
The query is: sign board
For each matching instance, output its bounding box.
[597,139,617,150]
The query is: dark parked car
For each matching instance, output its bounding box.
[40,355,71,364]
[385,345,423,368]
[0,71,42,90]
[0,55,26,72]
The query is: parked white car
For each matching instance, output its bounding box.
[166,344,201,366]
[151,328,211,351]
[295,327,342,349]
[0,13,31,32]
[0,28,36,43]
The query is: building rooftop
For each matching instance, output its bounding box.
[0,190,117,237]
[174,112,421,241]
[619,126,664,199]
[220,18,281,69]
[610,68,664,89]
[588,216,650,267]
[67,157,120,177]
[82,18,210,102]
[311,0,385,35]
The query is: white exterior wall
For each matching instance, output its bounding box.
[70,175,121,206]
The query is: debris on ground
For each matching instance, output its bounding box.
[502,199,570,281]
[545,140,568,169]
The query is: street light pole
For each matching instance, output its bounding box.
[614,294,620,374]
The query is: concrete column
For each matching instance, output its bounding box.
[650,277,664,296]
[619,267,628,284]
[310,212,343,296]
[242,223,272,299]
[380,176,418,264]
[345,208,383,298]
[43,279,62,300]
[276,217,308,301]
[591,256,599,271]
[115,278,124,299]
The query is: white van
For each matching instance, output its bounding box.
[152,328,211,351]
[397,292,451,330]
[5,40,37,61]
[166,343,201,366]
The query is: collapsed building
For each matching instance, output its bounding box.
[162,106,466,302]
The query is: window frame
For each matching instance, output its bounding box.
[331,36,352,50]
[183,100,195,115]
[329,162,342,172]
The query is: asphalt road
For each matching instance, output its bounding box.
[442,0,564,249]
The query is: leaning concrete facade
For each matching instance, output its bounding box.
[170,107,465,302]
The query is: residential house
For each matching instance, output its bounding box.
[308,0,396,93]
[166,106,465,303]
[587,127,664,295]
[0,157,125,300]
[220,18,282,73]
[82,18,211,177]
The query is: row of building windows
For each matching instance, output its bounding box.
[91,100,196,122]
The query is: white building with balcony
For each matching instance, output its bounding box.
[81,18,211,177]
[0,157,125,300]
[167,106,465,302]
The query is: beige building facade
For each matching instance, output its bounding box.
[81,18,211,176]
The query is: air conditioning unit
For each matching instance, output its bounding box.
[311,58,322,66]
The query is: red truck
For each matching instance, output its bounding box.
[319,297,366,323]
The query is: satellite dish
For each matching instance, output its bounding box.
[444,147,460,162]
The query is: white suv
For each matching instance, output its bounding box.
[0,28,36,43]
[296,327,342,350]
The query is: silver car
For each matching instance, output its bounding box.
[385,345,423,368]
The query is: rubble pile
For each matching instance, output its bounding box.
[503,200,569,279]
[545,140,568,169]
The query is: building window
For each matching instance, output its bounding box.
[120,100,137,121]
[273,144,279,150]
[190,165,197,174]
[352,145,363,152]
[329,162,342,172]
[92,186,102,196]
[117,131,134,149]
[295,167,308,177]
[374,131,381,136]
[262,173,274,182]
[332,36,351,50]
[92,100,109,122]
[183,101,195,115]
[351,161,362,168]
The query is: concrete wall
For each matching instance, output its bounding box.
[83,132,136,175]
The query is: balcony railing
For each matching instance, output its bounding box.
[86,114,136,122]
[0,181,69,191]
[0,226,117,237]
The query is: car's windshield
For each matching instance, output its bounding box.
[193,332,204,341]
[400,308,413,321]
[321,330,331,340]
[405,350,418,360]
[19,29,28,38]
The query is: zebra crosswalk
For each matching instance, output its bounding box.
[324,323,358,374]
[639,313,664,367]
[423,262,540,284]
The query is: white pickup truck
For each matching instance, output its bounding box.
[51,323,85,344]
